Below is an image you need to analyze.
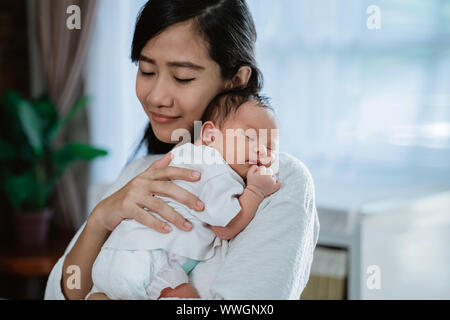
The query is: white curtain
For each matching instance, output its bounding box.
[248,0,450,182]
[85,0,148,188]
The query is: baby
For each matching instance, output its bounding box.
[87,88,281,300]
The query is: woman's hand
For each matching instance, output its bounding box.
[86,292,111,300]
[88,153,205,234]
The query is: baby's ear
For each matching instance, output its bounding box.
[202,121,219,145]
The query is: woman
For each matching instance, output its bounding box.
[45,0,319,300]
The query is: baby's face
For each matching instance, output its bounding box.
[204,100,279,179]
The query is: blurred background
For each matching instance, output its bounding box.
[0,0,449,299]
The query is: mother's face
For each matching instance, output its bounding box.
[136,20,228,144]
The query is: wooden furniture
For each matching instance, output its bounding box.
[0,231,73,299]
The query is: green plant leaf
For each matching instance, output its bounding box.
[0,91,28,143]
[17,99,44,157]
[53,143,107,177]
[48,96,89,142]
[2,172,36,212]
[0,92,108,214]
[1,91,22,116]
[34,97,58,133]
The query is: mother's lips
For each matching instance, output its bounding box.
[150,112,180,119]
[150,112,181,123]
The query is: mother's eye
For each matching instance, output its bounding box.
[175,77,195,84]
[140,70,155,76]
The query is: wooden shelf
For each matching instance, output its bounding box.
[0,232,73,278]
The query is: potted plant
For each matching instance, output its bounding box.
[0,91,108,248]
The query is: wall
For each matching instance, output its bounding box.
[0,0,30,96]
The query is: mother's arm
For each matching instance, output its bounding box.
[45,153,205,300]
[208,153,320,299]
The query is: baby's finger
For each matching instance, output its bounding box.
[248,165,259,175]
[275,180,282,190]
[259,166,267,175]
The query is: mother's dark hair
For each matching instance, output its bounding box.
[131,0,263,156]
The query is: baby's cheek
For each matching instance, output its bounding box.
[248,141,259,163]
[233,137,247,163]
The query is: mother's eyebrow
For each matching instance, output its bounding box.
[139,54,205,71]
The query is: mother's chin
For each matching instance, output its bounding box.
[149,119,187,144]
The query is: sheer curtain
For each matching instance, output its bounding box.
[85,0,147,188]
[35,0,98,230]
[85,0,450,210]
[247,0,450,208]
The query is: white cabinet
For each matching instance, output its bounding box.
[360,189,450,299]
[316,183,450,299]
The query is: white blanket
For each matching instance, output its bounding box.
[44,152,320,300]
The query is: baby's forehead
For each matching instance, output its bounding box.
[231,100,279,130]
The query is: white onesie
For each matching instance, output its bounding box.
[89,143,245,300]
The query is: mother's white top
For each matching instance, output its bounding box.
[44,152,320,300]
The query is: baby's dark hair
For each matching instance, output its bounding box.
[201,87,277,129]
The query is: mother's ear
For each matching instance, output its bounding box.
[226,66,252,90]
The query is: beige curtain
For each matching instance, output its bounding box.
[35,0,98,231]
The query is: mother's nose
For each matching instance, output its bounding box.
[146,76,174,107]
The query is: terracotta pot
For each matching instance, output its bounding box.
[13,209,53,248]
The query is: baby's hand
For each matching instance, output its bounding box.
[246,165,282,200]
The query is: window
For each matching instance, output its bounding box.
[247,0,450,206]
[85,0,147,185]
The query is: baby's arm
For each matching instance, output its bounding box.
[211,166,281,241]
[211,187,264,240]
